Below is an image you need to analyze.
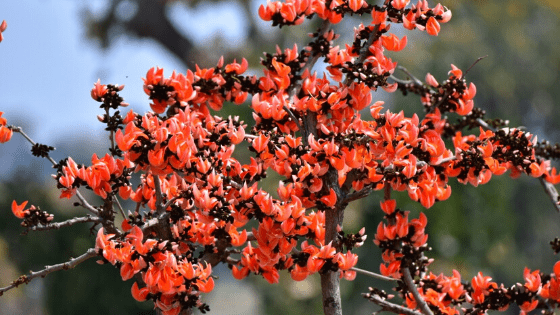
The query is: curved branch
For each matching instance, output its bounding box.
[363,292,423,315]
[12,126,100,216]
[352,267,397,282]
[0,248,98,296]
[402,268,434,315]
[22,215,102,235]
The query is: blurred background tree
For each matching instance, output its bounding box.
[1,0,560,314]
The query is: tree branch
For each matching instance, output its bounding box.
[402,268,434,315]
[472,119,560,213]
[0,248,98,296]
[352,267,397,282]
[22,215,102,235]
[12,126,100,216]
[539,177,560,212]
[363,291,423,315]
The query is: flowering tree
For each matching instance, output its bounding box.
[2,1,560,315]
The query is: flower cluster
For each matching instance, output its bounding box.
[397,264,560,315]
[374,199,429,279]
[96,226,214,315]
[55,154,133,199]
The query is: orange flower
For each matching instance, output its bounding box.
[348,0,365,12]
[382,34,407,52]
[336,250,358,270]
[232,265,249,280]
[319,188,337,208]
[0,111,7,126]
[391,0,409,10]
[0,112,12,143]
[252,133,270,153]
[523,267,541,292]
[290,264,309,281]
[131,282,149,302]
[380,199,397,215]
[0,20,7,43]
[224,58,248,75]
[91,79,108,101]
[11,200,29,219]
[426,16,441,36]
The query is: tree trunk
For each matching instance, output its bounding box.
[320,205,344,315]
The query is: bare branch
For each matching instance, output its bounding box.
[539,178,560,212]
[22,215,102,235]
[402,268,434,315]
[384,182,391,201]
[432,156,456,165]
[163,195,182,210]
[397,65,424,86]
[363,292,423,315]
[463,55,488,78]
[352,267,397,282]
[112,196,126,219]
[390,75,416,86]
[343,185,374,204]
[74,191,100,216]
[475,118,496,132]
[142,212,170,232]
[0,248,98,296]
[12,126,58,166]
[13,126,100,216]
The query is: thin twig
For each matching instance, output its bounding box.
[539,177,560,212]
[13,126,100,216]
[432,156,456,166]
[402,268,434,315]
[389,75,415,85]
[475,118,495,132]
[351,267,397,282]
[75,190,100,215]
[363,292,423,315]
[13,127,58,166]
[0,248,98,296]
[463,55,488,78]
[283,105,302,131]
[22,215,102,235]
[163,195,182,210]
[397,65,424,86]
[112,195,126,219]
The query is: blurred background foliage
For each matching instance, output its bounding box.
[2,0,560,314]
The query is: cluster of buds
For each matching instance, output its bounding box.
[11,201,54,228]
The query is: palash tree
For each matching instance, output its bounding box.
[2,1,560,314]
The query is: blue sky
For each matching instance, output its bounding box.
[0,0,248,145]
